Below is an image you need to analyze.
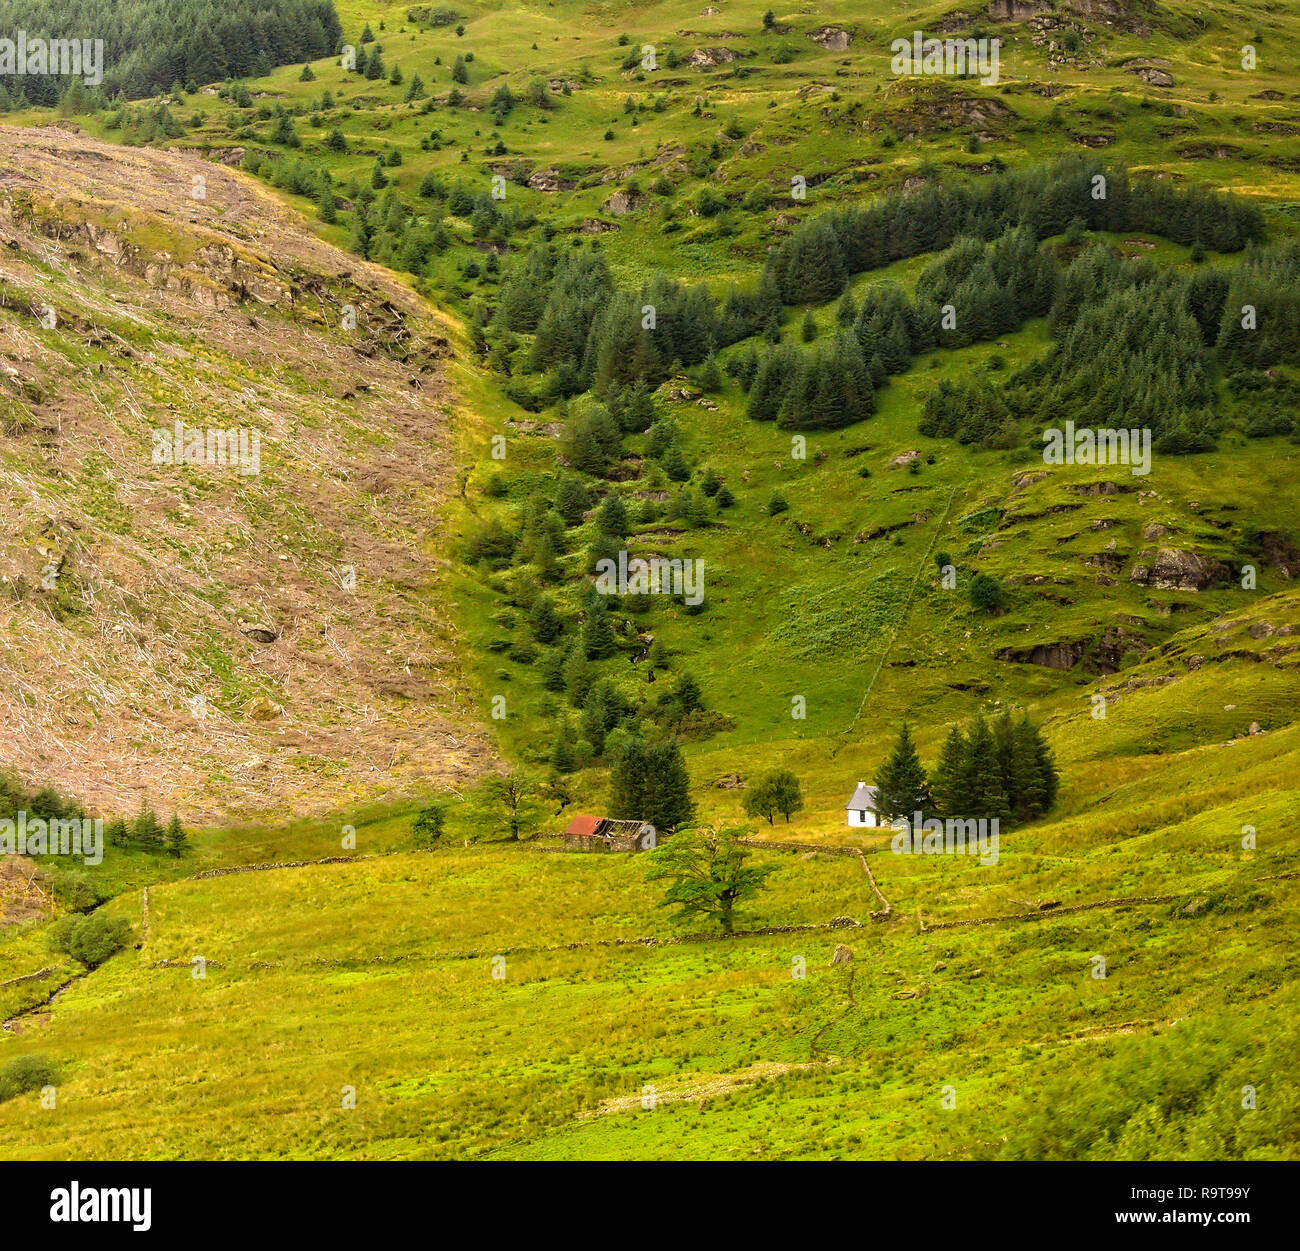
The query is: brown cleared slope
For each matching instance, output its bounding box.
[0,125,490,822]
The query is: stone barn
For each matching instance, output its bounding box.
[562,814,657,851]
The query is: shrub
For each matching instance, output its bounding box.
[969,572,1006,613]
[0,1055,60,1103]
[412,804,446,847]
[47,913,132,968]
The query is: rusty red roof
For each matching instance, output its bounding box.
[564,814,603,837]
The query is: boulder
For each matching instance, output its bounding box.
[808,26,851,52]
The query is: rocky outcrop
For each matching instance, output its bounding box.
[996,625,1149,674]
[1129,64,1174,87]
[603,190,646,215]
[808,26,851,52]
[688,46,740,68]
[527,169,574,192]
[1129,548,1232,591]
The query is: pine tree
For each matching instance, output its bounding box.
[132,800,165,851]
[531,595,562,644]
[550,733,576,774]
[873,724,930,821]
[164,814,188,858]
[674,672,703,713]
[929,726,967,817]
[961,717,1009,821]
[596,492,630,538]
[582,601,618,659]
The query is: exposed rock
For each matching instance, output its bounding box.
[527,169,575,192]
[1249,721,1262,735]
[714,773,745,789]
[241,626,278,644]
[1176,141,1243,160]
[890,449,922,468]
[831,944,854,965]
[1245,531,1300,580]
[1129,548,1231,591]
[1129,65,1174,88]
[987,0,1050,18]
[995,625,1149,674]
[808,26,851,52]
[1010,469,1050,493]
[603,190,646,215]
[245,696,284,722]
[1067,480,1136,496]
[688,46,740,68]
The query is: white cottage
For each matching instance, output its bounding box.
[845,782,880,828]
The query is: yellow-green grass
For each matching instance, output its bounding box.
[2,755,1296,1159]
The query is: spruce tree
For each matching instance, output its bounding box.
[132,800,165,851]
[555,476,589,525]
[673,672,703,713]
[961,717,1009,821]
[550,733,576,774]
[531,595,562,644]
[929,725,967,816]
[581,601,618,660]
[164,814,188,858]
[873,724,930,821]
[596,493,630,538]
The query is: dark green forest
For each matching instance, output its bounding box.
[0,0,341,104]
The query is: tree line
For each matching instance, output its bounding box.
[873,716,1059,826]
[0,0,342,104]
[764,158,1262,304]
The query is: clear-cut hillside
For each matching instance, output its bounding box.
[0,125,488,822]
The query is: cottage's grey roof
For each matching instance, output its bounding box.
[846,783,878,811]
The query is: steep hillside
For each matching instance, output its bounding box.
[0,126,489,823]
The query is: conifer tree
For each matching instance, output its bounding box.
[960,717,1009,821]
[132,800,165,851]
[164,814,188,858]
[929,725,967,817]
[596,493,630,538]
[531,595,562,644]
[873,724,930,821]
[581,601,618,660]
